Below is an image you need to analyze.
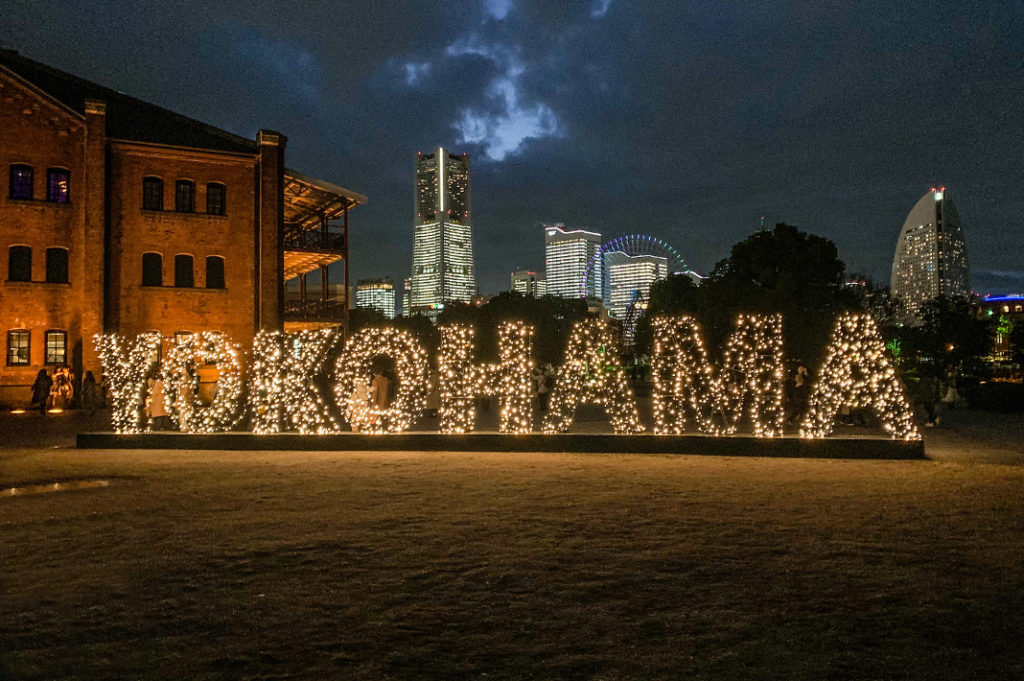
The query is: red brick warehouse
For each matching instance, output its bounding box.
[0,49,365,406]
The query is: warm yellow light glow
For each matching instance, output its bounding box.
[437,321,535,434]
[333,326,428,434]
[650,314,785,436]
[542,319,643,434]
[164,331,245,433]
[800,313,920,440]
[250,329,339,434]
[96,332,162,433]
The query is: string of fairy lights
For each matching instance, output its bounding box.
[542,319,644,434]
[800,313,920,441]
[162,331,245,433]
[437,321,535,434]
[719,314,786,437]
[650,316,729,435]
[250,329,339,434]
[95,332,162,433]
[332,326,429,434]
[93,312,920,439]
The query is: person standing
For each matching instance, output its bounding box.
[30,369,53,415]
[371,370,390,409]
[534,364,550,411]
[81,371,99,416]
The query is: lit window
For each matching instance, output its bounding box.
[46,168,70,203]
[6,329,29,365]
[9,164,33,200]
[45,330,66,364]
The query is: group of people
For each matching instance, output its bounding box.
[29,366,105,415]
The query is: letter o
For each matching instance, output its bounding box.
[164,331,245,433]
[334,327,428,433]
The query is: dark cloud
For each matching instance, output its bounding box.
[2,0,1022,295]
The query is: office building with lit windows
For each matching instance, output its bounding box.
[544,224,602,299]
[355,278,396,319]
[605,251,668,320]
[510,270,546,297]
[410,147,474,316]
[890,187,969,315]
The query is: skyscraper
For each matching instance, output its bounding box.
[510,270,546,297]
[410,147,474,316]
[890,187,969,314]
[544,224,602,299]
[356,278,396,319]
[604,251,668,320]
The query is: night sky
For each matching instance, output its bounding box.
[3,0,1023,297]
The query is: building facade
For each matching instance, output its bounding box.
[0,50,364,405]
[510,270,546,297]
[410,147,474,316]
[544,223,602,299]
[604,251,668,320]
[355,278,396,318]
[890,187,970,315]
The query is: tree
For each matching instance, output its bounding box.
[641,223,858,366]
[437,293,589,366]
[899,295,991,377]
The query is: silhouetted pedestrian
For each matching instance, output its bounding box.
[30,369,52,415]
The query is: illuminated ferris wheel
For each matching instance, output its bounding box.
[579,233,699,300]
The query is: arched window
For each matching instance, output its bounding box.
[205,256,225,289]
[143,177,164,210]
[141,252,163,286]
[6,329,30,365]
[174,254,194,287]
[8,246,31,282]
[175,180,195,212]
[45,247,69,283]
[45,330,67,364]
[9,164,33,200]
[46,168,70,203]
[206,182,226,215]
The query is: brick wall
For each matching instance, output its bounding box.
[0,69,89,406]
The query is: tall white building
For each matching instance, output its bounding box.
[605,251,668,320]
[544,224,602,299]
[356,278,396,319]
[410,147,474,316]
[510,270,546,297]
[891,187,969,315]
[402,277,411,317]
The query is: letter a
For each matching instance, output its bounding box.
[800,313,919,440]
[543,319,643,434]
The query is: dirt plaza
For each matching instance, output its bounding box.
[2,411,1023,680]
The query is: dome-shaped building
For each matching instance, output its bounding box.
[890,187,969,315]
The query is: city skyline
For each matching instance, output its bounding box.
[6,3,1019,296]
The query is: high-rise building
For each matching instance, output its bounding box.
[510,270,546,297]
[890,187,969,314]
[410,147,474,316]
[544,224,602,299]
[356,278,396,318]
[402,277,411,317]
[605,251,668,320]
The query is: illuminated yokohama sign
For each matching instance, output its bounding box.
[96,312,920,440]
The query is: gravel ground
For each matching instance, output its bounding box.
[2,406,1024,679]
